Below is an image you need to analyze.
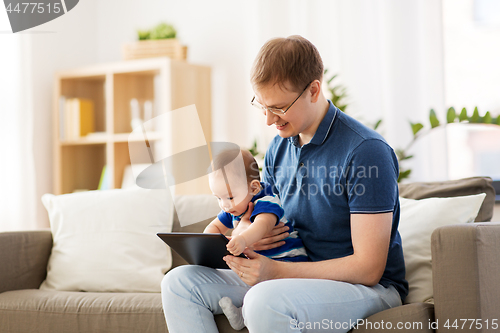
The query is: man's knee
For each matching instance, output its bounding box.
[161,265,197,296]
[243,280,293,323]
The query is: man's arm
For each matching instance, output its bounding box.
[225,212,392,286]
[275,213,392,285]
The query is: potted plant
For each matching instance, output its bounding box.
[123,22,187,60]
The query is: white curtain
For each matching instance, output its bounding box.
[0,14,37,231]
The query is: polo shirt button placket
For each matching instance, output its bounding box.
[297,162,306,189]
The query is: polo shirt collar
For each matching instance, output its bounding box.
[289,100,338,147]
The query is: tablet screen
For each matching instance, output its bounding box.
[157,233,246,269]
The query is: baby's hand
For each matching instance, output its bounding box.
[227,235,247,256]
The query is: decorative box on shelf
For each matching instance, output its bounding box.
[122,39,188,61]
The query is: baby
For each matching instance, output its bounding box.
[204,148,308,330]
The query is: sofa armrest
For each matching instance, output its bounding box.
[431,223,500,331]
[0,230,52,293]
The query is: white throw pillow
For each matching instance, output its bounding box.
[398,193,486,304]
[40,188,173,292]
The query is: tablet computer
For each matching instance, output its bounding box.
[157,232,246,269]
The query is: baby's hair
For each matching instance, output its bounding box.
[210,148,260,184]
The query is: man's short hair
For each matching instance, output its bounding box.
[251,35,324,92]
[210,148,260,184]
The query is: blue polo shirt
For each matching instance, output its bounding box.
[262,100,408,301]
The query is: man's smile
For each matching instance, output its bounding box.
[275,122,289,129]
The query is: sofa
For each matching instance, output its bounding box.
[0,177,498,333]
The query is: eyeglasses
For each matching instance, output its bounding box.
[250,81,312,115]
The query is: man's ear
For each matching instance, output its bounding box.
[249,180,261,195]
[310,80,321,103]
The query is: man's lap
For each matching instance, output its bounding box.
[163,265,401,325]
[242,278,401,331]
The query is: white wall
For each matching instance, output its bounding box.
[443,0,500,115]
[23,0,100,227]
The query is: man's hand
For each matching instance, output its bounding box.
[239,202,290,251]
[224,248,280,286]
[227,235,247,256]
[250,223,289,251]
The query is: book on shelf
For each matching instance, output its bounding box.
[98,165,111,190]
[60,97,95,140]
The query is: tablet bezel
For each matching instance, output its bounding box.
[157,232,246,269]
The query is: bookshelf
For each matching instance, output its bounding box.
[53,57,211,195]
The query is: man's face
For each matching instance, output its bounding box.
[253,82,314,139]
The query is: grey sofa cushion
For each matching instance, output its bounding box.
[0,289,166,333]
[0,231,52,293]
[0,289,244,333]
[399,176,495,222]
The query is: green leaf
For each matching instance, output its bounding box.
[399,154,413,161]
[496,116,500,126]
[459,108,468,122]
[373,119,382,130]
[483,111,492,124]
[327,74,337,85]
[395,148,412,162]
[150,22,176,40]
[248,140,259,157]
[398,169,412,183]
[410,122,424,136]
[137,29,151,40]
[429,109,440,128]
[446,107,456,123]
[324,69,349,112]
[395,149,405,160]
[469,107,480,123]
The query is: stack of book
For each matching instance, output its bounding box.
[59,97,95,140]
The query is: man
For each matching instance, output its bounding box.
[161,35,408,333]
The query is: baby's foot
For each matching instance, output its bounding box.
[219,297,245,330]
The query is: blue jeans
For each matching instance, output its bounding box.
[161,265,402,333]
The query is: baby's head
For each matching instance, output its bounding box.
[209,148,261,216]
